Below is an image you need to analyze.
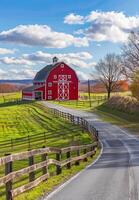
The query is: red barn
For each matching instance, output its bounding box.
[22,57,78,100]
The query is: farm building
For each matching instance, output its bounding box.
[22,57,78,100]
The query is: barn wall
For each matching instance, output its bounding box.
[22,91,34,100]
[34,85,45,99]
[46,63,78,100]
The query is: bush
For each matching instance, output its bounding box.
[130,71,139,100]
[105,95,139,113]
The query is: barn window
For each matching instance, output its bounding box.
[48,90,52,95]
[61,64,64,68]
[48,82,52,87]
[54,75,57,79]
[48,96,52,100]
[68,75,71,79]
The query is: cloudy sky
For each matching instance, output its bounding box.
[0,0,139,80]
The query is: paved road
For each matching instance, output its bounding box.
[42,102,139,200]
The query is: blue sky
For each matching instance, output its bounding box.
[0,0,139,80]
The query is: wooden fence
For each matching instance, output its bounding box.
[0,142,98,200]
[57,96,107,108]
[0,106,98,155]
[0,106,99,199]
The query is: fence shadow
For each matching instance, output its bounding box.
[0,100,35,108]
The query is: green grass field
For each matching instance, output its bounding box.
[95,105,139,134]
[0,95,96,200]
[52,99,106,110]
[0,101,91,152]
[52,91,131,110]
[79,91,131,98]
[0,92,21,103]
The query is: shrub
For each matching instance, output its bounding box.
[105,95,139,113]
[130,71,139,101]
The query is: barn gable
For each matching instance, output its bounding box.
[22,60,78,101]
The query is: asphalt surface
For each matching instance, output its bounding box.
[42,102,139,200]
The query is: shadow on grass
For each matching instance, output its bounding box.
[0,100,36,108]
[95,103,139,134]
[97,103,139,123]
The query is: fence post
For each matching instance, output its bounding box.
[83,148,88,162]
[5,153,12,200]
[75,149,80,165]
[95,130,99,141]
[66,151,71,169]
[73,115,75,124]
[90,146,94,158]
[29,154,35,182]
[56,151,62,174]
[42,146,48,175]
[77,117,79,125]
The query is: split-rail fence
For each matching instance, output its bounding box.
[0,107,99,200]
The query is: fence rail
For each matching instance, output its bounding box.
[0,142,98,199]
[0,106,99,200]
[0,106,98,155]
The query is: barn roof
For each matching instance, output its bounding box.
[34,63,57,82]
[22,85,34,92]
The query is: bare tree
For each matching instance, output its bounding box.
[122,31,139,79]
[95,54,123,99]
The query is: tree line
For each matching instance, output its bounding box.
[95,31,139,100]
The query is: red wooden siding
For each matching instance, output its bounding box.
[46,63,78,100]
[22,62,78,101]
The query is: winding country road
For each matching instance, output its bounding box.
[42,102,139,200]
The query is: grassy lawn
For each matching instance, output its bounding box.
[0,92,21,103]
[0,101,92,154]
[52,99,106,110]
[79,91,131,98]
[0,97,98,200]
[95,105,139,134]
[52,92,131,110]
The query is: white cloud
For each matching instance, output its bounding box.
[69,11,139,43]
[0,56,34,65]
[23,51,94,68]
[0,48,16,55]
[86,11,139,29]
[64,13,84,24]
[0,24,89,48]
[0,51,96,80]
[0,69,7,79]
[0,68,36,80]
[76,70,91,80]
[0,51,95,69]
[96,43,101,47]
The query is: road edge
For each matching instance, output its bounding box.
[43,141,103,200]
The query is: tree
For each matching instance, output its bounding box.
[95,54,123,99]
[130,70,139,100]
[122,31,139,79]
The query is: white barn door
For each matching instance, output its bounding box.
[58,75,69,100]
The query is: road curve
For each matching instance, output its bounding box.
[42,102,139,200]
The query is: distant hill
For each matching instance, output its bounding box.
[80,80,99,85]
[0,79,33,85]
[0,83,27,93]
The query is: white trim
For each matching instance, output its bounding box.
[45,80,47,100]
